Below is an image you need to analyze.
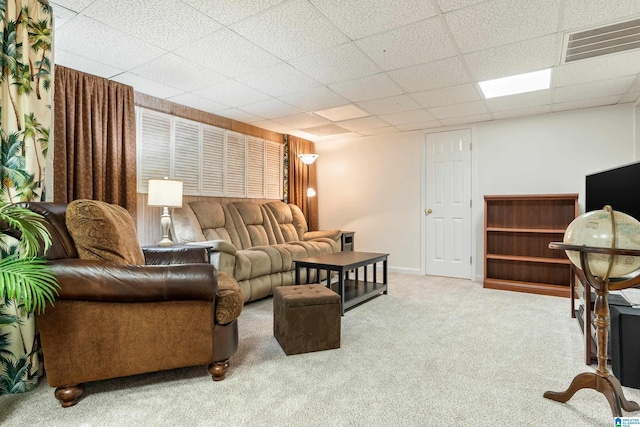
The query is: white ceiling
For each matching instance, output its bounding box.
[50,0,640,142]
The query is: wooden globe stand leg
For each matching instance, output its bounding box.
[544,288,640,417]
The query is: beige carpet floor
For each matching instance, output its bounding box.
[1,273,638,426]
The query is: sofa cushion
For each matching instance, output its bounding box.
[215,272,244,324]
[66,199,145,265]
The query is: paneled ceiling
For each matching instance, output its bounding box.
[50,0,640,142]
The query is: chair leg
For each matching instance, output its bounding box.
[54,384,84,407]
[208,360,230,381]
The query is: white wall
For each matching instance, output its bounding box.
[316,103,636,280]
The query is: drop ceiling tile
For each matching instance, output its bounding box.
[310,0,438,40]
[216,109,265,123]
[428,100,488,119]
[50,4,76,29]
[436,0,484,13]
[314,104,369,121]
[182,0,285,25]
[554,50,640,87]
[552,95,622,112]
[54,49,124,79]
[231,0,348,60]
[356,17,457,71]
[84,0,221,51]
[553,76,635,104]
[463,34,557,81]
[131,54,227,92]
[329,73,404,102]
[177,29,280,78]
[485,90,551,112]
[288,43,381,85]
[445,0,560,53]
[275,113,332,129]
[396,120,443,131]
[166,93,229,113]
[288,129,323,141]
[251,120,294,134]
[388,57,471,93]
[303,124,351,137]
[620,91,640,104]
[110,73,183,99]
[197,80,271,107]
[280,86,350,112]
[411,84,481,108]
[440,113,492,126]
[380,109,437,125]
[358,126,402,136]
[54,16,166,70]
[357,95,421,115]
[50,0,94,12]
[492,105,552,120]
[239,98,303,120]
[236,62,321,97]
[562,0,640,31]
[317,132,362,141]
[337,116,390,132]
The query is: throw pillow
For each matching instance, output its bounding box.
[66,199,145,265]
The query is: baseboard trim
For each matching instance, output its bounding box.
[386,266,422,275]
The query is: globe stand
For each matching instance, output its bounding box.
[545,242,640,417]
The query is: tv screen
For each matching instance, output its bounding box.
[586,161,640,220]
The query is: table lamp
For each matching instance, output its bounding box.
[147,177,183,246]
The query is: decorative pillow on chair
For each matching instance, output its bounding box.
[66,199,145,265]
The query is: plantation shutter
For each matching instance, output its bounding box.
[173,119,201,196]
[226,131,246,197]
[138,109,171,192]
[265,141,283,199]
[202,125,225,196]
[247,136,265,198]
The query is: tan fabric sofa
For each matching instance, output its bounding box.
[172,200,341,302]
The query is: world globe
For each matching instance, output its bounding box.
[564,207,640,278]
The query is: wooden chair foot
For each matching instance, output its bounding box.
[208,360,230,381]
[54,384,84,407]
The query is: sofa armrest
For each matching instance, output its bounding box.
[49,259,216,302]
[304,229,341,242]
[143,245,209,265]
[187,240,237,255]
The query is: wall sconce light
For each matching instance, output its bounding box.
[147,177,183,246]
[297,153,318,229]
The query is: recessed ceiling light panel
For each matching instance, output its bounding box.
[478,69,552,99]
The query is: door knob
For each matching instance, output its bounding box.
[426,208,433,215]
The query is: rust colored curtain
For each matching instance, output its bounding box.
[288,135,318,231]
[53,65,137,216]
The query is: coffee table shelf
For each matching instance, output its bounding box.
[294,251,388,315]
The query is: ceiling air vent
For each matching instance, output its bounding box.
[563,18,640,63]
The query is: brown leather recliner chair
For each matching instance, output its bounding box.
[11,202,240,407]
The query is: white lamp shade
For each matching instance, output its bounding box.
[298,153,319,165]
[147,179,183,207]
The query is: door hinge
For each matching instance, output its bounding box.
[470,199,472,208]
[470,256,472,264]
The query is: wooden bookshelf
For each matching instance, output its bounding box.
[483,194,579,297]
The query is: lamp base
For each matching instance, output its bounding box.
[157,238,174,247]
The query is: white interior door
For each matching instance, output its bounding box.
[425,129,472,279]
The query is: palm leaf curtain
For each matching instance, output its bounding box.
[0,0,53,395]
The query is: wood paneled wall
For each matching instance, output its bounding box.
[137,193,281,246]
[135,93,284,144]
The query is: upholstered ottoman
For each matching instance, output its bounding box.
[273,285,341,355]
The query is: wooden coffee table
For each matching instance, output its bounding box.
[294,251,388,315]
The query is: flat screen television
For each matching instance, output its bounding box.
[586,161,640,220]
